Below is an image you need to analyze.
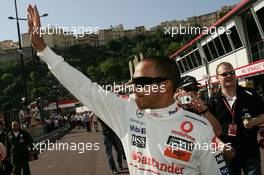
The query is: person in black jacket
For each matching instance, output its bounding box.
[7,121,34,175]
[207,62,264,175]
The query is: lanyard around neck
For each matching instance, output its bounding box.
[222,97,236,123]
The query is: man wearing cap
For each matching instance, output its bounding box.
[175,75,222,136]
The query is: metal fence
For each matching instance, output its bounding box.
[250,40,264,62]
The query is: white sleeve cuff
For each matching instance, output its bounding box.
[37,46,64,69]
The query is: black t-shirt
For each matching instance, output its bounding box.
[207,85,264,159]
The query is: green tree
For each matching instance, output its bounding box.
[165,42,181,56]
[107,40,122,51]
[1,73,14,85]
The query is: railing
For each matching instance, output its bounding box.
[250,39,264,62]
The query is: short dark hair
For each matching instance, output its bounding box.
[142,56,181,92]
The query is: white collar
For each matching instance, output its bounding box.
[145,101,179,119]
[13,131,19,137]
[224,95,237,108]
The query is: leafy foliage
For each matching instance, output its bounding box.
[0,30,190,111]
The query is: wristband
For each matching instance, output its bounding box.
[199,107,209,115]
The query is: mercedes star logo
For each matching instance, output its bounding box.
[136,109,145,118]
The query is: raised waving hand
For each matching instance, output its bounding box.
[27,4,46,52]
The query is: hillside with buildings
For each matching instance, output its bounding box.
[0,4,234,62]
[0,4,235,112]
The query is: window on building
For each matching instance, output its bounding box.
[207,40,218,59]
[256,7,264,34]
[228,26,243,49]
[243,10,263,61]
[182,57,190,71]
[186,55,194,70]
[202,44,213,62]
[194,50,203,66]
[219,33,232,53]
[177,60,185,73]
[244,10,262,44]
[190,52,199,67]
[213,36,225,56]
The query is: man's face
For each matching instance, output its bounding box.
[216,65,237,88]
[11,122,20,132]
[133,61,168,109]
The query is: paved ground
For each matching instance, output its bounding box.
[30,128,129,175]
[29,127,264,175]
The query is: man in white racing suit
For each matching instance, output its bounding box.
[27,5,228,175]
